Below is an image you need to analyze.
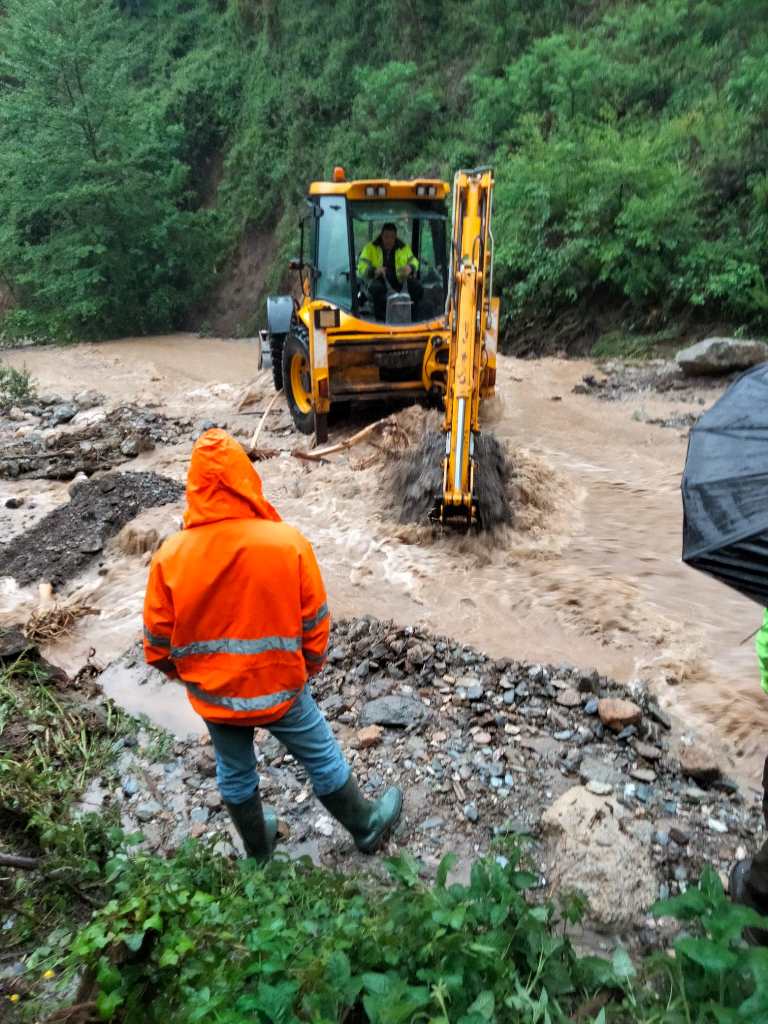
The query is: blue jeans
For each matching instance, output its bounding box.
[204,685,350,804]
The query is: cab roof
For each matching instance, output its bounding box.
[308,178,450,201]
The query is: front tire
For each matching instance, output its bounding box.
[282,327,315,435]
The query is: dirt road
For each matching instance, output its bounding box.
[1,335,763,780]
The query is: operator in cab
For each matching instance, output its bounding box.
[357,222,423,321]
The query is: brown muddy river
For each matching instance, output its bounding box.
[1,335,764,782]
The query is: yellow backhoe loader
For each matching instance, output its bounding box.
[265,166,500,527]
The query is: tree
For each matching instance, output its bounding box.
[0,0,218,338]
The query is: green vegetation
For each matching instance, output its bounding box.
[3,655,768,1022]
[0,657,134,959]
[0,362,34,405]
[1,1,768,344]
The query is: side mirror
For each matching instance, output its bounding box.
[288,258,303,271]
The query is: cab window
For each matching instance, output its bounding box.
[315,196,352,308]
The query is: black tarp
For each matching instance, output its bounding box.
[682,362,768,606]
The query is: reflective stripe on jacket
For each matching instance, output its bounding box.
[357,239,418,278]
[143,429,330,725]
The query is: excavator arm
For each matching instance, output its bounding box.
[437,168,497,527]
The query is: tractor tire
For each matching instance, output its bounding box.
[270,333,285,391]
[282,325,315,435]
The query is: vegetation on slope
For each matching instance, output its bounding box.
[1,0,767,344]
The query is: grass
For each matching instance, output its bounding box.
[0,657,134,962]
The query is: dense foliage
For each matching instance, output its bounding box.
[1,0,768,340]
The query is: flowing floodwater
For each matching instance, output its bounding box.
[2,336,764,782]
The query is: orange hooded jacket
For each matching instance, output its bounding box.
[142,429,330,725]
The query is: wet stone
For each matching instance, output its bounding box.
[464,802,479,823]
[584,698,599,716]
[598,698,642,732]
[631,767,657,784]
[123,777,140,797]
[49,403,77,426]
[556,688,581,709]
[635,741,662,762]
[136,800,162,822]
[359,695,429,728]
[587,780,613,796]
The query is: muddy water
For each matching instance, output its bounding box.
[2,337,765,777]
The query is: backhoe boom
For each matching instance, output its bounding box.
[438,168,496,527]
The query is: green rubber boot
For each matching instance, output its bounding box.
[319,776,403,853]
[224,791,278,863]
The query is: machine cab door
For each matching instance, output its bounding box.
[313,195,354,310]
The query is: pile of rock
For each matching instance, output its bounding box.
[94,617,763,939]
[0,391,197,480]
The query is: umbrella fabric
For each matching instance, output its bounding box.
[682,362,768,606]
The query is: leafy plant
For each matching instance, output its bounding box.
[0,362,35,404]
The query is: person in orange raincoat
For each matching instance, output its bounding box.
[143,428,402,861]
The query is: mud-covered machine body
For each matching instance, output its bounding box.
[266,167,500,525]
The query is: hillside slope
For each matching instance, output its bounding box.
[1,0,767,348]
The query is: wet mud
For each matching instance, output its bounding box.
[0,471,182,587]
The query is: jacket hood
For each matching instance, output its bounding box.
[183,429,281,528]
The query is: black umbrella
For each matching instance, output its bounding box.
[682,361,768,607]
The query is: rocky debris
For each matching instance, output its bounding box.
[0,471,183,586]
[542,786,658,929]
[0,400,198,481]
[676,337,768,376]
[598,697,642,732]
[632,408,701,431]
[572,359,727,405]
[74,615,763,941]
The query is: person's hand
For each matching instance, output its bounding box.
[374,266,386,278]
[400,265,412,279]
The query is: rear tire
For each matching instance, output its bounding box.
[282,326,315,435]
[270,333,285,391]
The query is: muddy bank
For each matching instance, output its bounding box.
[0,472,182,587]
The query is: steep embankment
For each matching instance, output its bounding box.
[1,1,767,348]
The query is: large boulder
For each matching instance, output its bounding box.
[541,786,658,929]
[676,337,768,377]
